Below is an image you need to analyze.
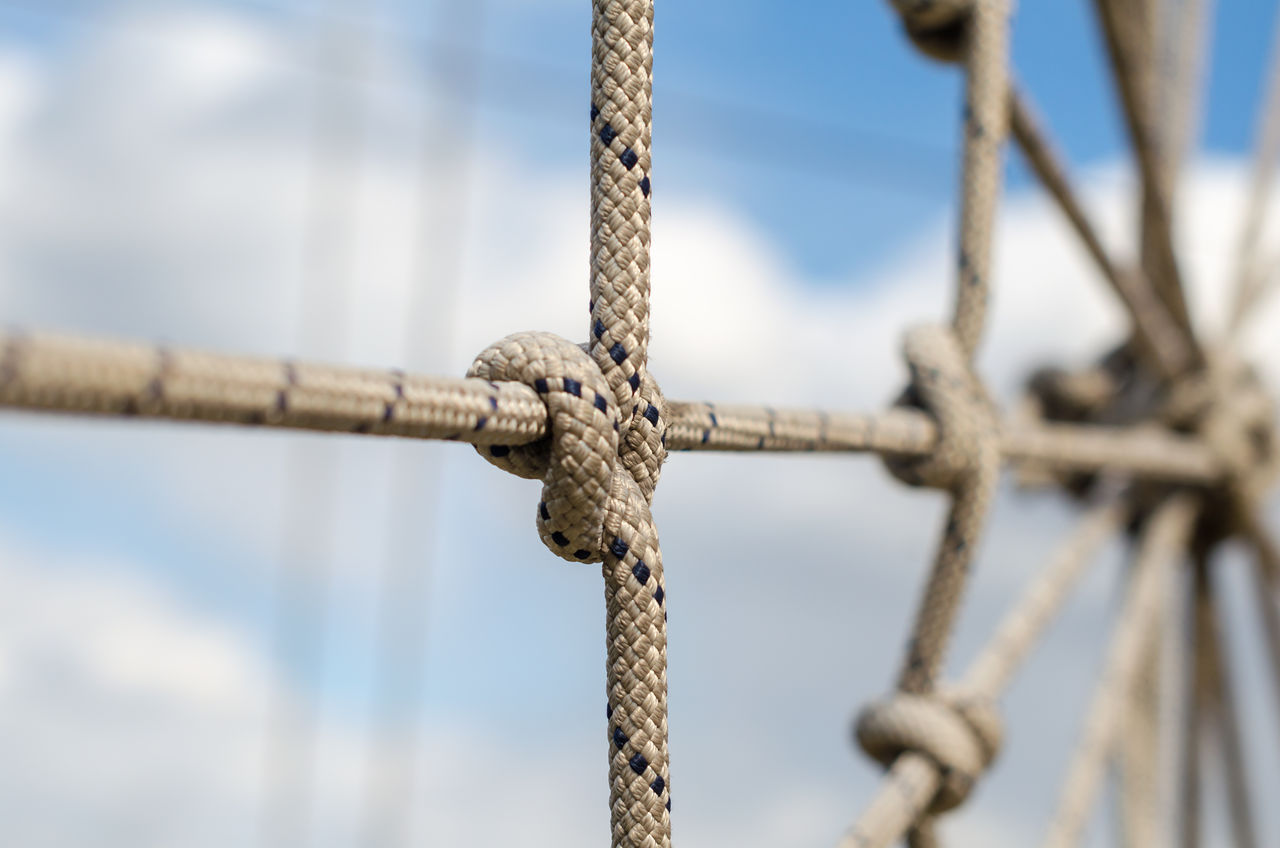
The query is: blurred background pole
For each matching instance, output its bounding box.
[357,3,486,846]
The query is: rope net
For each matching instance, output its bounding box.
[4,0,1280,846]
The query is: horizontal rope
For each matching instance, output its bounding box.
[0,331,1227,483]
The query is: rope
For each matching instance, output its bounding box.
[884,326,1000,692]
[840,493,1129,848]
[1008,90,1193,377]
[0,330,1232,482]
[889,0,1011,358]
[1118,626,1163,848]
[1091,0,1196,340]
[1179,553,1205,848]
[1194,553,1261,848]
[1040,494,1197,848]
[1229,10,1280,332]
[1246,534,1280,746]
[1156,0,1211,187]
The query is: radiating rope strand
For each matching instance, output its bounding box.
[1157,0,1212,188]
[1008,89,1193,377]
[1118,616,1164,848]
[1091,0,1195,339]
[1229,9,1280,333]
[1239,514,1280,749]
[1180,554,1206,848]
[839,494,1129,848]
[1040,494,1197,848]
[1194,552,1261,848]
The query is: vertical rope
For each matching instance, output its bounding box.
[952,0,1011,359]
[1119,611,1163,847]
[1156,0,1212,186]
[1091,0,1195,339]
[1196,552,1261,848]
[589,3,670,845]
[590,0,655,411]
[1179,561,1204,848]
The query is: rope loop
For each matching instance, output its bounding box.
[467,330,668,562]
[884,324,999,492]
[855,689,1003,813]
[888,0,972,63]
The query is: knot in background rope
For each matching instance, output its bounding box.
[889,0,973,63]
[884,324,999,492]
[1184,356,1274,491]
[856,689,1003,813]
[468,331,668,562]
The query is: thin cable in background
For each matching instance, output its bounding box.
[258,2,373,846]
[356,2,484,846]
[0,0,954,199]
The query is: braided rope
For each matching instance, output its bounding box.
[1193,554,1261,848]
[1229,11,1280,332]
[1008,90,1192,377]
[588,5,669,843]
[1091,0,1195,339]
[840,494,1128,848]
[0,330,1232,481]
[891,0,1011,358]
[1040,494,1197,848]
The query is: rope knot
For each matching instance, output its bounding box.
[855,689,1003,813]
[884,324,999,492]
[888,0,973,63]
[467,331,668,563]
[1163,352,1275,497]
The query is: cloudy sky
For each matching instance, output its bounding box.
[0,1,1279,847]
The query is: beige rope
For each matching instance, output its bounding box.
[1246,536,1280,740]
[0,330,1232,482]
[1229,11,1280,332]
[840,494,1129,848]
[1194,553,1261,848]
[1008,90,1193,377]
[883,326,1001,692]
[1156,0,1212,187]
[1040,494,1197,848]
[865,323,1003,848]
[1179,552,1205,848]
[1118,597,1164,848]
[1091,0,1195,338]
[889,0,1011,358]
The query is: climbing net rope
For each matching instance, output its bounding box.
[3,0,1280,845]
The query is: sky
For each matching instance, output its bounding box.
[0,1,1279,847]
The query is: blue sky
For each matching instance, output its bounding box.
[2,0,1276,279]
[0,2,1279,847]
